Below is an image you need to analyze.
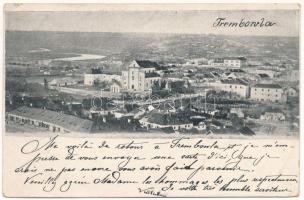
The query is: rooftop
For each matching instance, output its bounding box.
[263,107,284,114]
[111,79,122,87]
[258,74,270,78]
[146,110,192,125]
[253,83,282,89]
[135,60,159,68]
[224,57,247,61]
[220,78,248,86]
[145,72,161,78]
[9,106,93,132]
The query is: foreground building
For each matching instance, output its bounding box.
[122,60,161,92]
[7,106,93,133]
[250,84,286,103]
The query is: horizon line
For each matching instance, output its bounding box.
[5,29,299,38]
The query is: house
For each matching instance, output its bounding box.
[84,68,121,86]
[250,84,286,103]
[139,110,193,131]
[285,87,298,97]
[245,68,278,79]
[211,58,225,67]
[210,120,222,130]
[110,80,122,93]
[210,57,247,68]
[223,57,247,68]
[194,122,207,131]
[196,73,216,82]
[230,108,245,118]
[7,106,93,133]
[287,70,299,81]
[211,78,250,98]
[260,109,286,121]
[121,60,161,92]
[49,77,79,87]
[258,74,271,83]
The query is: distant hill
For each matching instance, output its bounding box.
[5,31,299,63]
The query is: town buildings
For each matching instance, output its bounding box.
[84,68,121,86]
[7,106,93,133]
[260,109,286,121]
[250,84,286,103]
[49,77,79,88]
[211,57,247,68]
[110,80,122,93]
[211,79,250,98]
[121,60,161,92]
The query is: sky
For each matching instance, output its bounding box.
[5,9,299,37]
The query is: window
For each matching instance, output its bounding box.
[132,76,134,80]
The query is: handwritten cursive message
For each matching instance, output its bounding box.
[3,135,299,197]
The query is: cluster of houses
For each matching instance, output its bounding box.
[6,56,299,134]
[80,58,296,104]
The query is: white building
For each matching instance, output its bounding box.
[245,68,278,78]
[121,60,161,92]
[110,80,122,93]
[194,122,207,131]
[139,117,193,131]
[7,106,93,133]
[260,111,286,121]
[211,79,250,98]
[211,57,247,68]
[49,77,79,87]
[84,73,121,86]
[250,84,286,103]
[285,87,298,97]
[223,57,247,68]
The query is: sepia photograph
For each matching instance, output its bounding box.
[2,3,301,198]
[5,5,299,138]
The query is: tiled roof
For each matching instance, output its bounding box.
[224,57,247,61]
[220,78,248,86]
[9,106,93,132]
[135,60,159,68]
[253,84,282,89]
[258,74,270,78]
[145,72,161,78]
[147,110,192,125]
[111,79,122,87]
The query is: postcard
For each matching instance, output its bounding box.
[2,3,300,197]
